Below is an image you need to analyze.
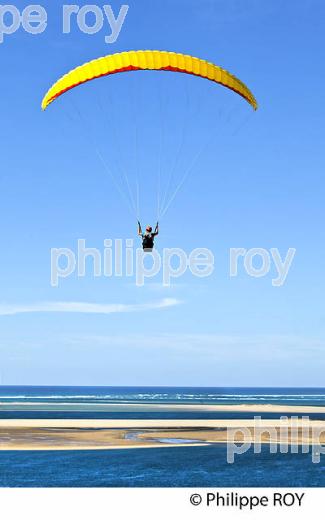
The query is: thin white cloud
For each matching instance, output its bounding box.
[0,298,181,317]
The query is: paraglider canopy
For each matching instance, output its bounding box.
[41,50,258,221]
[41,50,258,111]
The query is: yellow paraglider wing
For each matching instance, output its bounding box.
[41,50,258,111]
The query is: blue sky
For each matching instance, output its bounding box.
[0,0,324,386]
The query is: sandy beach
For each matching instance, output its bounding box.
[1,417,324,451]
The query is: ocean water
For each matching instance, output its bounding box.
[1,386,325,419]
[0,446,324,487]
[1,386,325,405]
[0,386,324,487]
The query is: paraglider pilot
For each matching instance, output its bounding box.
[138,221,159,251]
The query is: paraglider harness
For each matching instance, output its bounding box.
[138,221,159,251]
[142,233,154,250]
